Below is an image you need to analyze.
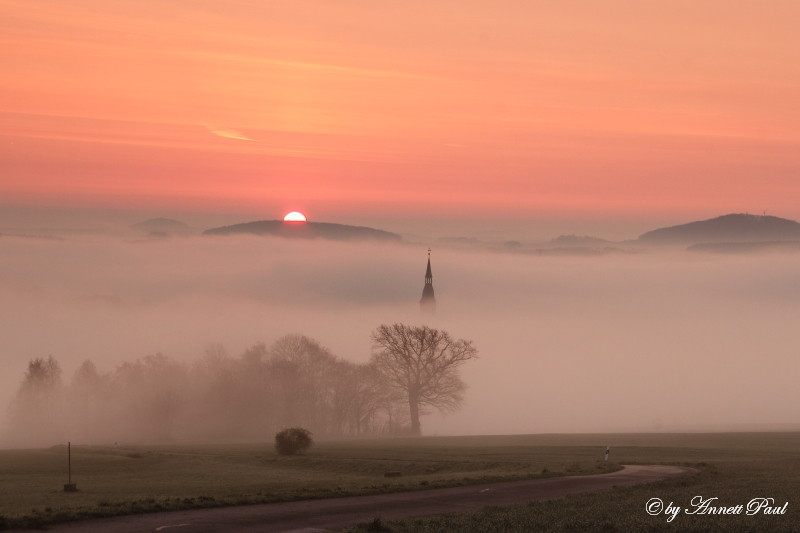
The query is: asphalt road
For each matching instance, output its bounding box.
[13,465,695,533]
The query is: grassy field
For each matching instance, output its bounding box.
[0,435,617,529]
[1,433,798,531]
[344,432,800,533]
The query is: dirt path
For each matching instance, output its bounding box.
[14,465,695,533]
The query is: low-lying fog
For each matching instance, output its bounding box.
[2,233,799,447]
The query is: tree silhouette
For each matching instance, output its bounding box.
[371,324,478,435]
[8,356,64,446]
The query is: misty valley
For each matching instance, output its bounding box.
[2,229,800,447]
[5,2,800,529]
[1,225,800,532]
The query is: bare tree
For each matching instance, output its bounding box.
[370,324,478,435]
[69,359,107,441]
[8,356,64,446]
[269,334,341,435]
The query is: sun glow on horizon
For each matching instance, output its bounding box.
[283,211,307,222]
[2,2,800,221]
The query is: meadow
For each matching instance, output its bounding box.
[346,432,800,533]
[0,432,798,531]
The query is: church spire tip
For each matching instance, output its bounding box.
[421,248,435,313]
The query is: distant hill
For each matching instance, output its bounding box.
[638,214,800,244]
[132,218,192,237]
[203,220,402,242]
[437,236,483,247]
[549,234,610,246]
[688,241,800,254]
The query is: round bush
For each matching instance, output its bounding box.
[274,427,313,456]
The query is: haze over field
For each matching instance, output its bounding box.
[2,231,799,446]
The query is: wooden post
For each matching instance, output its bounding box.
[64,442,77,492]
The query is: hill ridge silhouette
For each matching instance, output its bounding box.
[203,220,402,242]
[638,213,800,244]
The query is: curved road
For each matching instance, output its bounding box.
[16,465,695,533]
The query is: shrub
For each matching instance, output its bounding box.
[274,427,313,456]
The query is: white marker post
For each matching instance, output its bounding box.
[604,446,610,461]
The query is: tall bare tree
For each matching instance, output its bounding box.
[8,356,64,446]
[269,334,341,434]
[370,324,478,435]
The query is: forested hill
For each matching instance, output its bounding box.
[132,218,192,236]
[638,214,800,244]
[203,220,402,242]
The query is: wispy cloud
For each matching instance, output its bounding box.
[207,127,255,142]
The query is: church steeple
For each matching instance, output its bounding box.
[420,248,436,314]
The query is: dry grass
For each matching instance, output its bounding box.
[0,435,617,529]
[347,432,800,533]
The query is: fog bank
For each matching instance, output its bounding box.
[2,234,799,446]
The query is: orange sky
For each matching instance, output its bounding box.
[2,0,800,225]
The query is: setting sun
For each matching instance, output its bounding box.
[283,211,307,222]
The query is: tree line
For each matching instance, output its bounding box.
[5,324,477,447]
